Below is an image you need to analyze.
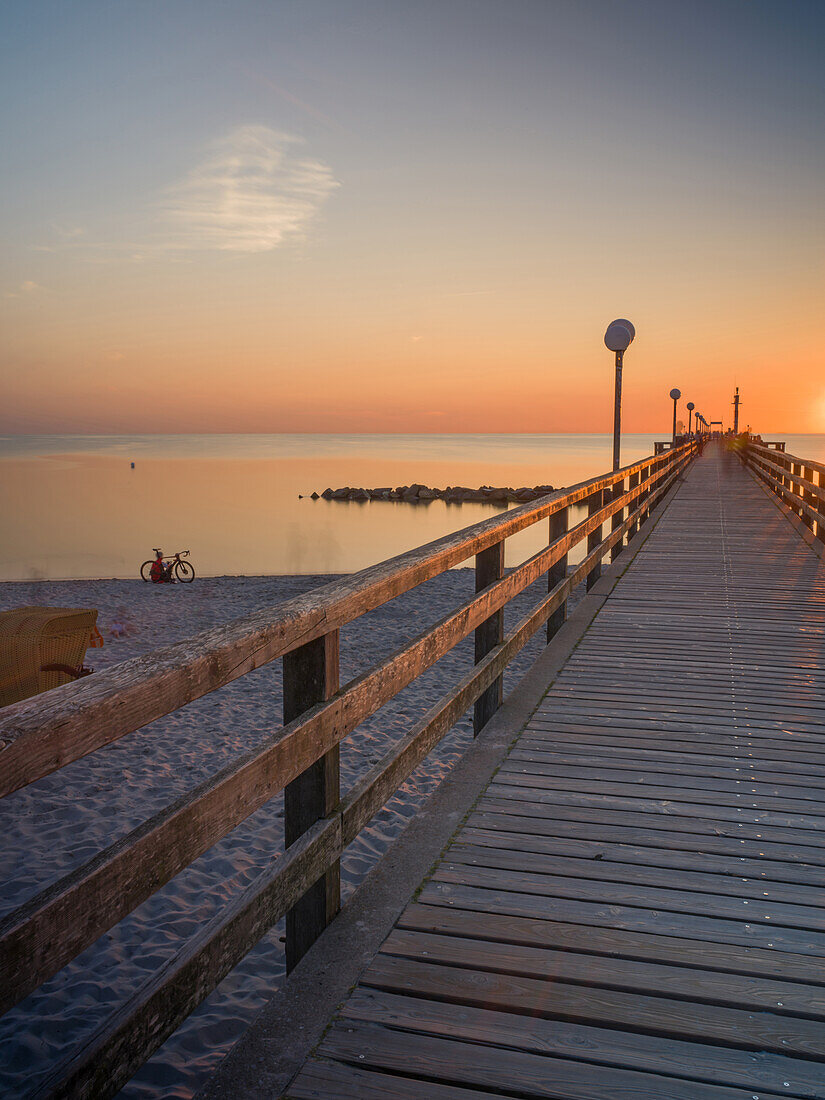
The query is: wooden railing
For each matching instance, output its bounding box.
[745,442,825,545]
[0,441,696,1098]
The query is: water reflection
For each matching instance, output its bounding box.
[0,434,673,580]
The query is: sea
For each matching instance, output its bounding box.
[2,432,820,583]
[0,432,695,581]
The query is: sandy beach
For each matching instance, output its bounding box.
[0,570,583,1098]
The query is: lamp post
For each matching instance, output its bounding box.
[687,401,695,435]
[604,318,635,471]
[669,388,681,446]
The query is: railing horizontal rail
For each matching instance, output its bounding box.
[0,453,683,1014]
[21,453,691,1099]
[34,812,342,1100]
[745,443,825,548]
[0,442,695,1097]
[746,446,825,521]
[0,448,688,799]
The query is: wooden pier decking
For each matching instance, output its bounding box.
[288,449,825,1099]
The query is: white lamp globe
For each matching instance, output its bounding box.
[604,321,634,353]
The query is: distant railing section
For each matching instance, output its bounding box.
[0,441,696,1098]
[745,443,825,545]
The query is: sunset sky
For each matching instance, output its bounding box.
[1,0,823,434]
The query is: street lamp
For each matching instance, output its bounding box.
[604,318,635,470]
[669,388,681,445]
[686,401,695,435]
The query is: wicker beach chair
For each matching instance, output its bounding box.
[0,607,100,708]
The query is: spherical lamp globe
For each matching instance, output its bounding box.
[604,320,634,353]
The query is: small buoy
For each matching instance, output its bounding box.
[130,462,135,469]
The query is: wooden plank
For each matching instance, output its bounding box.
[342,988,825,1099]
[314,1018,792,1100]
[360,953,825,1063]
[398,901,825,986]
[468,807,825,869]
[520,725,825,764]
[483,781,825,834]
[494,765,825,810]
[431,862,825,932]
[511,744,825,783]
[288,1058,512,1100]
[419,878,825,956]
[477,793,825,850]
[378,927,825,1019]
[459,823,825,884]
[446,841,825,907]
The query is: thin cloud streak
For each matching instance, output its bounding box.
[161,125,339,252]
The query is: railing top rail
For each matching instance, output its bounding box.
[749,441,825,478]
[0,444,691,796]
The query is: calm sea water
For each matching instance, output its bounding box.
[3,432,819,582]
[7,431,806,582]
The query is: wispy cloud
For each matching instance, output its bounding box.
[4,280,42,298]
[161,125,339,252]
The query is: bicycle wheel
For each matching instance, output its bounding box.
[140,560,154,582]
[175,560,195,583]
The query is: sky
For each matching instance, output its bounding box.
[1,0,823,434]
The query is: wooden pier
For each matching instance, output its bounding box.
[287,446,825,1099]
[5,439,825,1097]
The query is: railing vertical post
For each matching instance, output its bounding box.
[610,477,625,562]
[782,456,792,509]
[639,464,651,525]
[817,471,825,544]
[627,470,640,540]
[802,466,815,530]
[474,540,505,734]
[283,631,340,973]
[796,462,805,517]
[586,489,603,591]
[788,461,797,512]
[547,507,568,643]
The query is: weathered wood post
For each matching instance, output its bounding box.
[781,456,792,509]
[627,470,640,541]
[586,489,603,591]
[639,463,651,525]
[547,507,568,642]
[283,631,340,972]
[802,466,815,530]
[796,462,809,517]
[610,477,625,562]
[474,540,505,734]
[818,471,825,545]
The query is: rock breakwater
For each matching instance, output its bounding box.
[303,482,556,504]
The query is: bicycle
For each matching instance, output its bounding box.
[140,548,195,583]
